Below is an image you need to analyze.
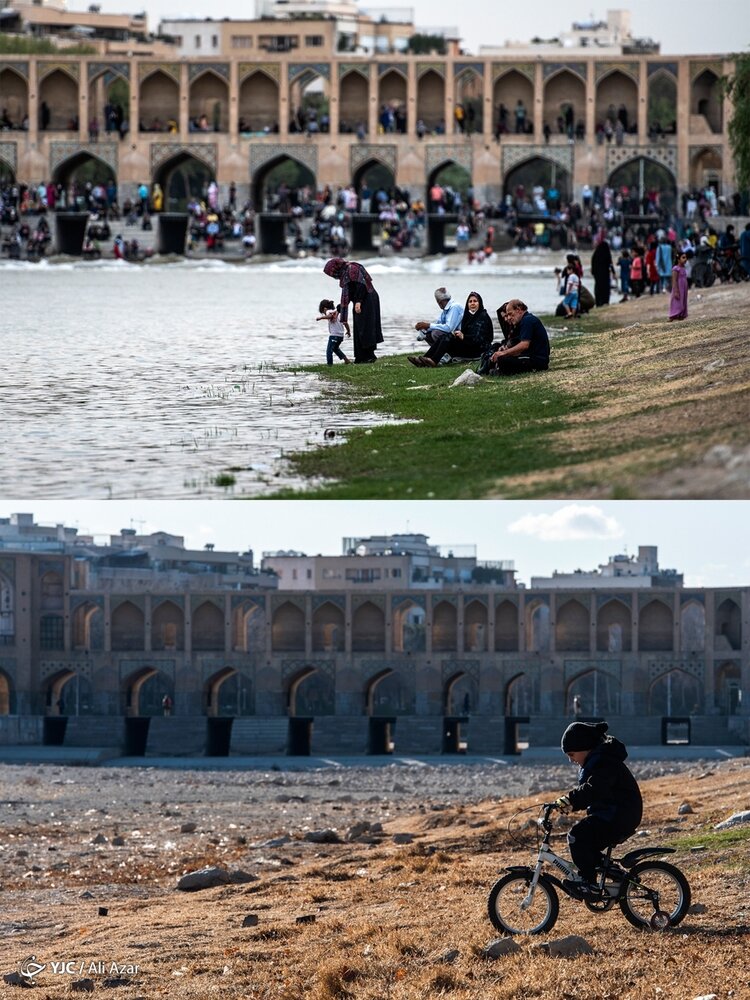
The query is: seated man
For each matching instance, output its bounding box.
[489,300,550,375]
[414,286,463,345]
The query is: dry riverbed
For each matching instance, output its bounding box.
[1,757,749,998]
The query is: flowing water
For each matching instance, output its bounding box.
[0,252,562,498]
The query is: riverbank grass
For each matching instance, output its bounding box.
[266,290,750,498]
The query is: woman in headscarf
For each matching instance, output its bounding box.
[590,232,615,306]
[408,291,492,368]
[323,258,383,363]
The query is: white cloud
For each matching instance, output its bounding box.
[508,504,624,542]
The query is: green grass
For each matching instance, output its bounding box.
[669,826,750,851]
[266,333,594,498]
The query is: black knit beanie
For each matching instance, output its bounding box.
[561,720,609,753]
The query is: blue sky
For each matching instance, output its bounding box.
[5,501,749,588]
[75,0,749,56]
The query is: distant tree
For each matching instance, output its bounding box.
[406,33,446,56]
[723,52,750,193]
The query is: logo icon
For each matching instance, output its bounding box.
[19,956,46,982]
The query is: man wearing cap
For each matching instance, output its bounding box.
[553,721,643,901]
[414,287,463,346]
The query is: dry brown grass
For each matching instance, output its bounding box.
[2,761,750,998]
[491,280,750,498]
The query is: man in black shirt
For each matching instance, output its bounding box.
[489,299,550,375]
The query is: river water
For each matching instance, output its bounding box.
[0,252,562,498]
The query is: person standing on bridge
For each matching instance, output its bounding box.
[323,258,383,363]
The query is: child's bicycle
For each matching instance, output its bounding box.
[488,802,691,935]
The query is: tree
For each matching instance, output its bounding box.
[723,52,750,194]
[406,33,446,56]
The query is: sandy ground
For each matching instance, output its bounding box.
[1,756,749,998]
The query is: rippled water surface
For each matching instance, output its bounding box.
[0,254,560,498]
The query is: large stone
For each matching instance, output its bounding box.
[228,869,259,884]
[303,829,342,844]
[484,938,521,958]
[714,810,750,830]
[534,935,594,958]
[176,866,232,891]
[71,979,96,992]
[678,802,694,815]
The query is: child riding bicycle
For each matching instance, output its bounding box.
[553,721,643,901]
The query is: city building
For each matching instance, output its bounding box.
[0,515,746,757]
[0,4,738,209]
[482,9,659,57]
[530,545,683,589]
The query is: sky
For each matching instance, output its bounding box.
[69,0,750,56]
[4,500,749,588]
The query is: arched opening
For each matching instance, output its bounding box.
[252,155,316,212]
[339,69,368,134]
[232,602,264,652]
[504,157,572,210]
[123,666,173,717]
[38,68,78,131]
[238,69,279,133]
[392,599,425,653]
[0,67,29,130]
[690,147,723,195]
[88,69,129,137]
[715,599,741,651]
[454,68,482,134]
[493,70,533,136]
[188,69,228,132]
[352,159,395,205]
[139,69,179,132]
[312,601,344,652]
[543,69,585,139]
[638,600,673,651]
[72,601,101,651]
[289,67,330,134]
[0,670,14,714]
[608,158,677,215]
[366,669,412,715]
[648,70,677,136]
[555,599,590,652]
[680,601,705,652]
[649,669,701,715]
[41,571,64,609]
[526,600,550,653]
[192,600,225,652]
[352,600,385,652]
[111,600,145,652]
[427,160,472,212]
[691,69,723,133]
[205,667,253,716]
[153,151,214,212]
[288,666,333,715]
[432,600,457,652]
[597,599,631,652]
[272,600,305,652]
[495,599,519,652]
[151,599,184,652]
[596,70,638,135]
[0,158,14,185]
[464,600,487,652]
[44,669,77,715]
[52,152,116,198]
[715,662,741,715]
[566,670,620,717]
[377,68,407,133]
[416,68,445,133]
[444,670,475,715]
[505,673,535,715]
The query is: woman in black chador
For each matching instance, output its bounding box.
[590,234,615,307]
[323,258,383,363]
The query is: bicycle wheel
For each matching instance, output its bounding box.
[619,860,691,930]
[487,873,559,935]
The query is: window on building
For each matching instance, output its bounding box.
[306,569,312,579]
[345,568,382,582]
[211,34,218,47]
[231,35,253,48]
[305,35,324,46]
[194,35,201,48]
[292,568,298,580]
[40,614,64,650]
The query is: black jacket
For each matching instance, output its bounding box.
[567,737,643,832]
[460,308,493,351]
